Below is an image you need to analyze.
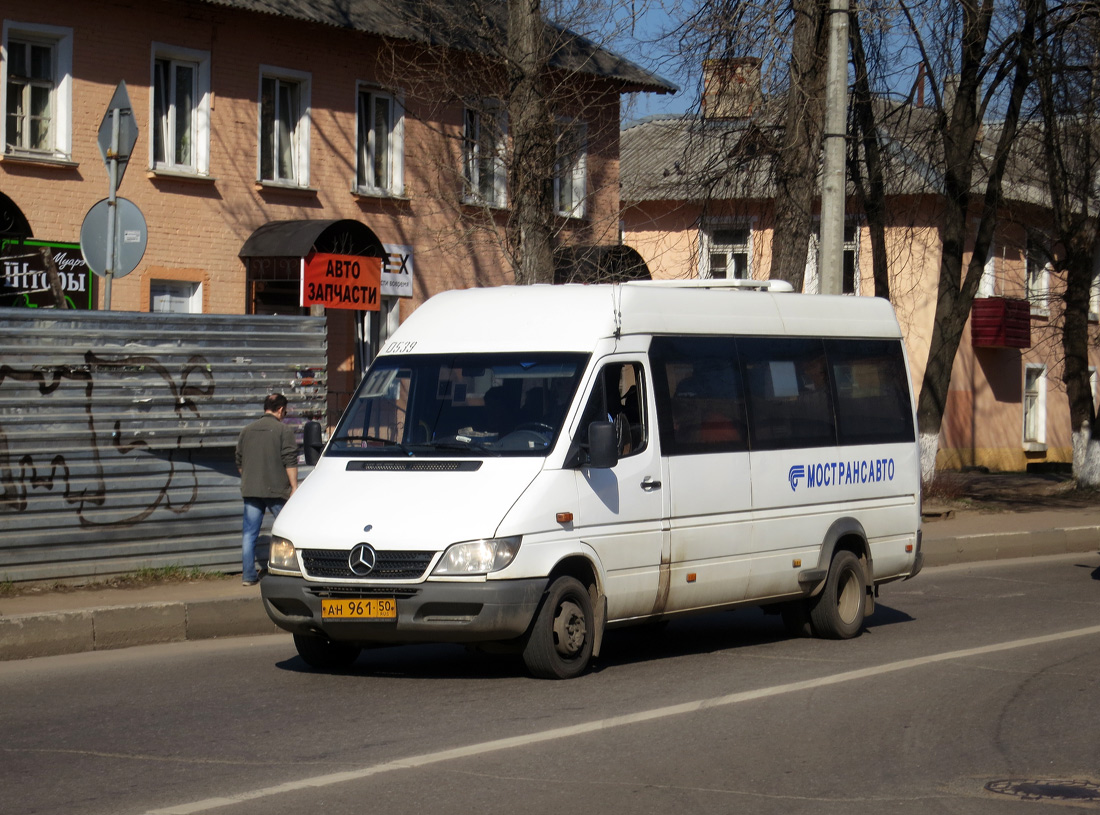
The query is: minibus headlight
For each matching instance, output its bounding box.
[432,536,521,575]
[269,536,301,575]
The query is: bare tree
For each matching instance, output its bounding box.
[909,0,1041,481]
[1034,0,1100,485]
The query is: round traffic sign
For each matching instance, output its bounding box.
[79,197,147,278]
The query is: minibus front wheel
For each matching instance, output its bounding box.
[808,550,866,639]
[522,576,594,679]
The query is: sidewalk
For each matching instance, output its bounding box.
[2,496,1099,662]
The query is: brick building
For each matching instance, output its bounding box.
[1,0,673,418]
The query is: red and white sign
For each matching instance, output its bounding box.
[301,252,382,310]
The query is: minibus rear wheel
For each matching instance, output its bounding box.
[808,550,866,639]
[293,633,361,670]
[522,576,594,679]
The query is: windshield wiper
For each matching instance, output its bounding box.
[330,434,412,456]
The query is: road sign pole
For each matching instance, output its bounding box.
[104,108,120,310]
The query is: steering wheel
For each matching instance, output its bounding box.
[513,422,554,435]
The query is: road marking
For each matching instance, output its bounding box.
[146,624,1100,814]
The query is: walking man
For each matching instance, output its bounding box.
[236,393,298,586]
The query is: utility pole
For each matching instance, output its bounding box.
[819,0,849,295]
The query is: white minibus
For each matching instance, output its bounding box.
[261,280,923,678]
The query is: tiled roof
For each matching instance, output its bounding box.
[621,100,1055,207]
[196,0,676,93]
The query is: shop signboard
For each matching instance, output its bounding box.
[0,239,95,309]
[301,252,382,310]
[382,244,414,298]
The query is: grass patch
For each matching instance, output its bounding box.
[1,566,230,598]
[923,471,970,504]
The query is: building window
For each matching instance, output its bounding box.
[842,221,859,294]
[1026,231,1051,314]
[803,220,858,293]
[150,279,202,313]
[463,103,506,207]
[702,224,750,279]
[2,22,73,159]
[1023,364,1047,448]
[151,45,210,175]
[554,120,586,218]
[259,68,310,185]
[356,86,403,195]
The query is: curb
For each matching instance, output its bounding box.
[2,528,1098,662]
[0,597,281,661]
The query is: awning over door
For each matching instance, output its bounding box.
[239,219,385,259]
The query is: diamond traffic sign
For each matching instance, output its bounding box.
[97,81,139,187]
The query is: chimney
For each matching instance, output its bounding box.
[702,57,762,119]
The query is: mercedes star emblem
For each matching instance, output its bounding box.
[348,543,378,576]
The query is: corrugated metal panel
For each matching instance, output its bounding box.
[0,308,327,583]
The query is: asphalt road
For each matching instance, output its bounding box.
[3,553,1099,815]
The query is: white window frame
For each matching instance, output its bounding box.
[150,279,202,313]
[1090,239,1100,320]
[150,43,210,175]
[1,21,73,160]
[355,84,404,197]
[554,119,587,219]
[1025,230,1051,315]
[978,224,999,298]
[804,219,859,294]
[463,101,507,208]
[700,220,752,280]
[258,66,311,187]
[1023,363,1047,450]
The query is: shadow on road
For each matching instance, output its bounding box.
[272,602,915,680]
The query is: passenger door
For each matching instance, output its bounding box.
[571,358,669,621]
[649,336,753,612]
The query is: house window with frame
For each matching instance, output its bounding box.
[842,221,859,294]
[3,24,72,159]
[259,68,310,186]
[803,220,858,293]
[554,120,587,218]
[1026,231,1051,313]
[152,46,209,175]
[702,225,750,279]
[1023,364,1047,448]
[463,103,507,207]
[356,86,403,195]
[150,279,202,314]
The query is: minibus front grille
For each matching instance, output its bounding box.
[345,461,482,472]
[307,586,420,599]
[301,549,434,580]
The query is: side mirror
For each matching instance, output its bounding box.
[587,420,619,469]
[302,421,324,466]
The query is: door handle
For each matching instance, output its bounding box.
[641,477,662,491]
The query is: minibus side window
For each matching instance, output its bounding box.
[741,337,837,451]
[577,362,647,459]
[826,339,915,445]
[649,336,747,455]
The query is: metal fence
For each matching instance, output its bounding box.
[0,308,327,583]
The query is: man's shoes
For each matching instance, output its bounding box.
[242,578,259,587]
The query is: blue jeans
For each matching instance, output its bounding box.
[242,497,286,582]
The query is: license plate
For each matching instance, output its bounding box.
[320,598,397,620]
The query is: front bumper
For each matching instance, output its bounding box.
[260,574,547,645]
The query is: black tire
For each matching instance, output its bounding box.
[522,576,594,679]
[809,550,867,639]
[293,633,361,670]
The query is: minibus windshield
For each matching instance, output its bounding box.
[327,353,589,457]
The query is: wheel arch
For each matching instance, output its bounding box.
[545,553,606,657]
[802,517,873,601]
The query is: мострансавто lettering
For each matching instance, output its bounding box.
[788,458,895,492]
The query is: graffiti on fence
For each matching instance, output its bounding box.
[0,351,216,526]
